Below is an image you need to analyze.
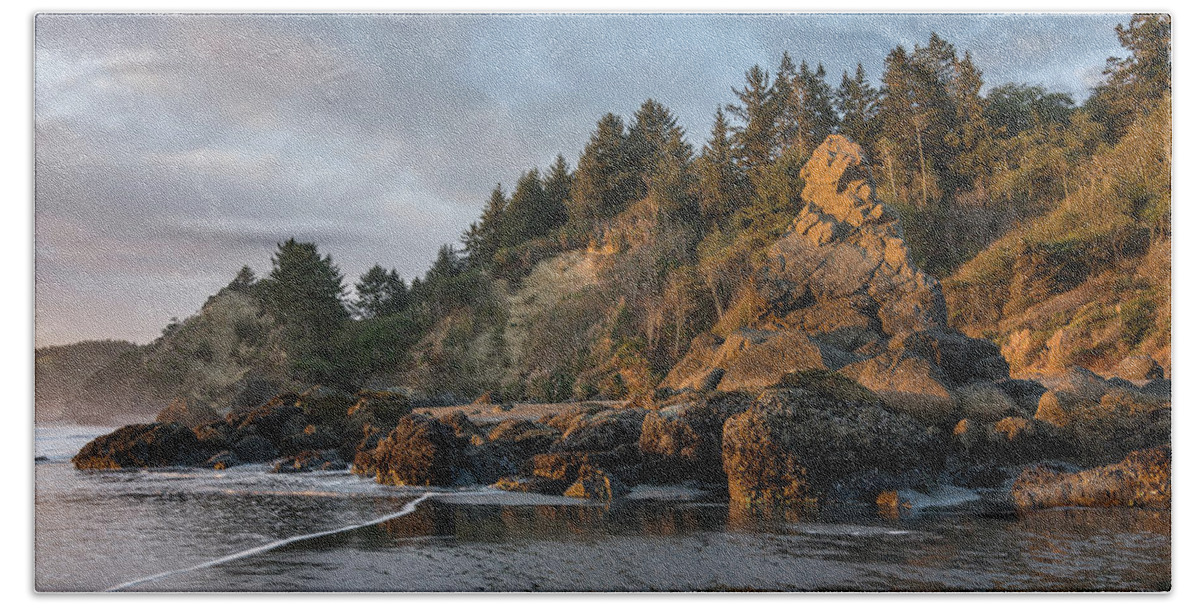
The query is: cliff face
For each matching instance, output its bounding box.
[662,135,1008,423]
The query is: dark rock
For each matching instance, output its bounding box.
[564,465,629,502]
[953,416,1068,465]
[437,411,481,440]
[1011,445,1170,511]
[639,395,749,483]
[156,397,221,427]
[72,423,209,469]
[205,450,241,470]
[491,476,563,494]
[552,408,647,453]
[722,373,943,507]
[897,330,1009,385]
[356,414,464,486]
[1111,355,1165,381]
[272,449,347,473]
[1141,378,1171,398]
[232,435,279,462]
[994,379,1047,415]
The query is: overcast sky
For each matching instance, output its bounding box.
[34,12,1131,348]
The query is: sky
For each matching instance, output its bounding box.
[34,12,1132,348]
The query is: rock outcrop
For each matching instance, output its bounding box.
[1011,445,1170,511]
[661,135,1007,423]
[721,370,944,507]
[72,423,209,469]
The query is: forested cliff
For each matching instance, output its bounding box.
[37,15,1171,424]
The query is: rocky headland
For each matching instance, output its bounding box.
[71,136,1171,516]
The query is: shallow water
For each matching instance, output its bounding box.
[34,426,1170,592]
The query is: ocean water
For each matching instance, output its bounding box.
[34,425,1171,592]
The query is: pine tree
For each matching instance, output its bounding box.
[946,51,997,196]
[502,168,550,246]
[354,264,408,319]
[836,63,881,150]
[569,113,638,231]
[259,239,348,382]
[1087,14,1171,142]
[543,154,573,212]
[627,99,695,209]
[771,52,801,152]
[796,61,839,156]
[727,65,777,176]
[462,184,508,270]
[696,107,746,224]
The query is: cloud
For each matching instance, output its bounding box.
[34,13,1131,347]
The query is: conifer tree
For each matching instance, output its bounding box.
[354,265,408,319]
[1087,14,1171,142]
[627,99,695,209]
[696,107,746,224]
[727,65,777,176]
[796,61,839,156]
[462,184,508,269]
[836,63,881,150]
[569,113,638,231]
[502,168,553,246]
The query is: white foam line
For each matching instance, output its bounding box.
[105,491,438,592]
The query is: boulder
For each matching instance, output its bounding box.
[894,330,1009,385]
[232,434,279,463]
[156,398,221,428]
[486,419,560,460]
[840,351,956,423]
[552,408,647,454]
[205,450,241,470]
[994,379,1047,416]
[72,423,209,469]
[639,401,729,482]
[1111,355,1165,381]
[953,416,1067,465]
[1011,445,1170,511]
[273,449,347,473]
[1035,384,1169,465]
[954,383,1021,423]
[715,330,827,392]
[490,476,563,494]
[564,465,629,502]
[721,371,943,507]
[438,411,482,440]
[356,414,465,486]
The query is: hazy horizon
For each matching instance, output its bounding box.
[35,12,1131,348]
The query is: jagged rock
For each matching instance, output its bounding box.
[953,416,1067,464]
[486,419,560,459]
[660,135,1006,406]
[156,397,221,428]
[1011,446,1170,511]
[1111,355,1165,381]
[232,435,279,462]
[721,372,943,507]
[994,379,1047,416]
[839,350,956,423]
[552,408,646,453]
[438,411,482,440]
[205,450,240,470]
[72,423,209,469]
[564,465,629,502]
[273,449,346,473]
[356,414,465,486]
